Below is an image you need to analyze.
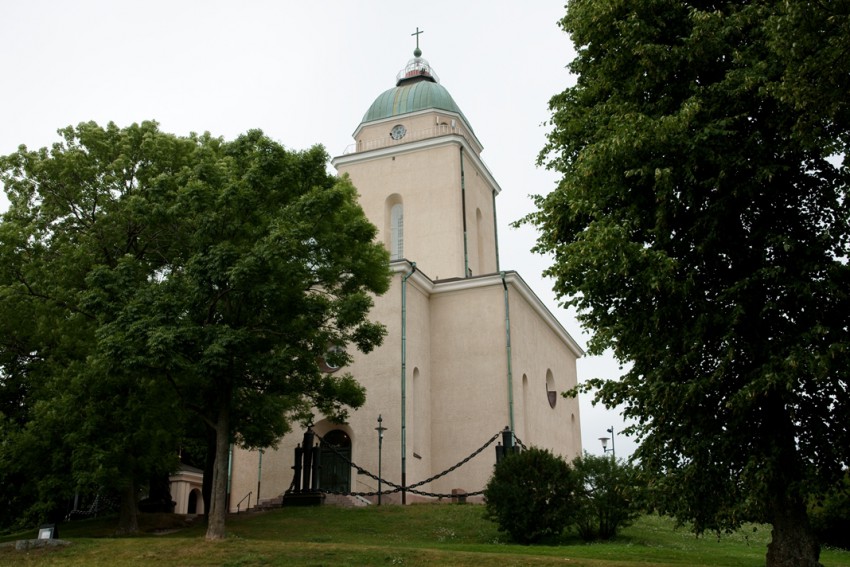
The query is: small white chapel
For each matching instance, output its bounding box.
[224,42,583,508]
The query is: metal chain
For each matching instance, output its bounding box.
[65,492,120,521]
[308,429,504,499]
[311,430,405,492]
[513,434,529,451]
[406,431,501,489]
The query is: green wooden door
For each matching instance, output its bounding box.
[319,430,352,493]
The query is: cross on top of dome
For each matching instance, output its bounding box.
[396,27,440,86]
[412,26,423,57]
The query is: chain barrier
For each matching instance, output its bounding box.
[305,429,504,499]
[514,434,529,451]
[65,491,120,521]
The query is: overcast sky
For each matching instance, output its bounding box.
[0,0,635,458]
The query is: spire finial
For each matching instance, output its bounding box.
[411,27,424,57]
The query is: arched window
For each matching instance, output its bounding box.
[522,374,529,442]
[413,367,421,455]
[390,203,404,260]
[476,207,485,274]
[546,369,557,408]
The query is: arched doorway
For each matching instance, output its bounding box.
[320,429,352,493]
[187,488,201,514]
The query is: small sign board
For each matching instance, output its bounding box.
[38,524,56,539]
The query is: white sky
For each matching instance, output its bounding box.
[0,0,635,458]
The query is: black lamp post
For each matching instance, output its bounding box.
[375,414,387,505]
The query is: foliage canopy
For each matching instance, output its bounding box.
[0,121,391,538]
[525,2,849,566]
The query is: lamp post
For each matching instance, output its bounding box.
[598,436,611,455]
[599,427,616,459]
[375,414,387,505]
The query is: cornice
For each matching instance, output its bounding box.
[388,261,584,357]
[333,134,503,195]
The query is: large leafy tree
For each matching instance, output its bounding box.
[0,122,390,540]
[527,2,849,566]
[104,130,391,540]
[0,122,194,532]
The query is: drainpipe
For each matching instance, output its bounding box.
[492,189,501,272]
[257,449,263,506]
[500,272,515,436]
[227,443,233,511]
[401,262,417,504]
[460,147,470,277]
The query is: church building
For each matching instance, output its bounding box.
[225,44,583,507]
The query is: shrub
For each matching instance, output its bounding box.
[484,447,578,544]
[810,473,850,550]
[572,453,643,541]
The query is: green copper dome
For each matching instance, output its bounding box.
[362,80,466,123]
[360,51,471,129]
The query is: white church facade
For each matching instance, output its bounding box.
[225,46,583,508]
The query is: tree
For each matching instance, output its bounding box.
[0,122,391,539]
[525,2,849,566]
[484,448,579,544]
[0,121,193,532]
[809,472,850,551]
[110,130,391,540]
[572,454,642,541]
[0,259,68,531]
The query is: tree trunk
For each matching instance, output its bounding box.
[205,403,230,540]
[202,423,217,520]
[116,481,139,535]
[766,497,822,567]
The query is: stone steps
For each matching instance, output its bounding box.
[323,493,371,508]
[252,496,284,511]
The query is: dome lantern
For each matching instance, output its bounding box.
[395,28,439,86]
[395,54,440,86]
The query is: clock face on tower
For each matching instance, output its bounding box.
[390,124,407,140]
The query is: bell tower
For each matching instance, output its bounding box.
[332,42,502,280]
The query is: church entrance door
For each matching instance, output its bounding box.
[320,430,352,493]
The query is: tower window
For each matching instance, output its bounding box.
[390,203,404,260]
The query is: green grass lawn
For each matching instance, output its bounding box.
[2,505,848,566]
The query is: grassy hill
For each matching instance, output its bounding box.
[2,504,848,566]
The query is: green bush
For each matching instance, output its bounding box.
[810,473,850,550]
[484,447,579,544]
[572,453,643,541]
